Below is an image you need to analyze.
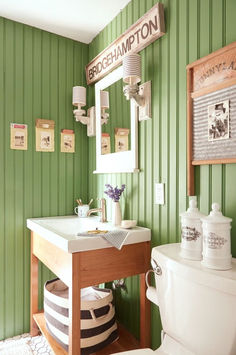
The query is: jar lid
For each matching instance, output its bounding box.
[180,199,205,219]
[201,203,232,224]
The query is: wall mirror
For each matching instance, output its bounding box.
[94,66,138,173]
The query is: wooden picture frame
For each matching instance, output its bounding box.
[35,119,55,152]
[187,41,236,196]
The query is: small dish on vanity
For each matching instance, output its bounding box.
[121,220,137,229]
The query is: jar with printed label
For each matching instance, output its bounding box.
[180,200,206,260]
[201,203,232,270]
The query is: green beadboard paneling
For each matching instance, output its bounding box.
[88,0,236,350]
[0,18,88,340]
[1,0,236,349]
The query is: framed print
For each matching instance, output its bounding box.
[101,133,110,155]
[61,129,75,153]
[115,127,130,152]
[36,119,55,152]
[10,123,28,150]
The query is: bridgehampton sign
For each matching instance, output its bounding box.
[86,2,165,85]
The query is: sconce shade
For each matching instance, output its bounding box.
[73,86,86,106]
[100,90,109,109]
[123,54,141,85]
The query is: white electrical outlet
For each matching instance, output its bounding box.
[155,183,165,205]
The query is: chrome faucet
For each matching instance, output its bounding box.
[87,198,107,223]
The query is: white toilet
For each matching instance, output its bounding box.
[113,243,236,355]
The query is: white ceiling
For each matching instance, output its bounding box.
[0,0,132,43]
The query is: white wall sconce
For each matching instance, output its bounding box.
[122,54,151,121]
[72,86,110,136]
[72,85,96,136]
[100,90,109,125]
[73,86,89,124]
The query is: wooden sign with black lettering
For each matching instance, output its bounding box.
[86,2,165,85]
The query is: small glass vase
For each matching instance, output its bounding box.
[112,201,122,226]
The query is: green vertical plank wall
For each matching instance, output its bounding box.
[88,0,236,350]
[0,18,88,339]
[1,0,236,350]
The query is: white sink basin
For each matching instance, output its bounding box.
[27,215,151,253]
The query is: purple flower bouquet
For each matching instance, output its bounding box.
[104,184,126,202]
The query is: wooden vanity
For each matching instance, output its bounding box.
[28,216,151,355]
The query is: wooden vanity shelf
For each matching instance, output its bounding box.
[33,313,67,355]
[30,231,151,355]
[33,312,140,355]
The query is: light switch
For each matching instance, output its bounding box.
[155,183,165,205]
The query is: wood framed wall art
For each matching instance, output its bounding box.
[35,119,55,152]
[187,41,236,196]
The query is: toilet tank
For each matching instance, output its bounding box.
[152,243,236,355]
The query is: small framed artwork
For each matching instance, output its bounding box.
[208,100,229,141]
[10,123,28,150]
[61,129,75,153]
[115,127,130,152]
[36,119,55,152]
[101,133,110,155]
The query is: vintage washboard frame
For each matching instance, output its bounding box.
[187,41,236,196]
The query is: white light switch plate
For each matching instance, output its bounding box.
[155,183,165,205]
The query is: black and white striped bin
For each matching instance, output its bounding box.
[44,278,118,354]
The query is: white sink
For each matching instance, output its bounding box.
[27,215,151,253]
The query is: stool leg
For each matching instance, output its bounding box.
[30,232,39,336]
[69,253,81,355]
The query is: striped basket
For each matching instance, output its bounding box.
[44,278,118,354]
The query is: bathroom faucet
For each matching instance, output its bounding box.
[87,198,107,223]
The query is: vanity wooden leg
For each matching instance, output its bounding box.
[140,272,151,348]
[30,232,39,336]
[69,253,81,355]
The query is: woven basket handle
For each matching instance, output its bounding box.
[89,302,113,321]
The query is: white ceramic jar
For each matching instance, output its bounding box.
[180,200,206,260]
[201,203,232,270]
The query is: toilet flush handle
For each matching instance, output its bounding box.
[145,258,161,306]
[145,259,162,287]
[151,258,162,275]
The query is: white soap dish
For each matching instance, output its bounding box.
[121,220,137,229]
